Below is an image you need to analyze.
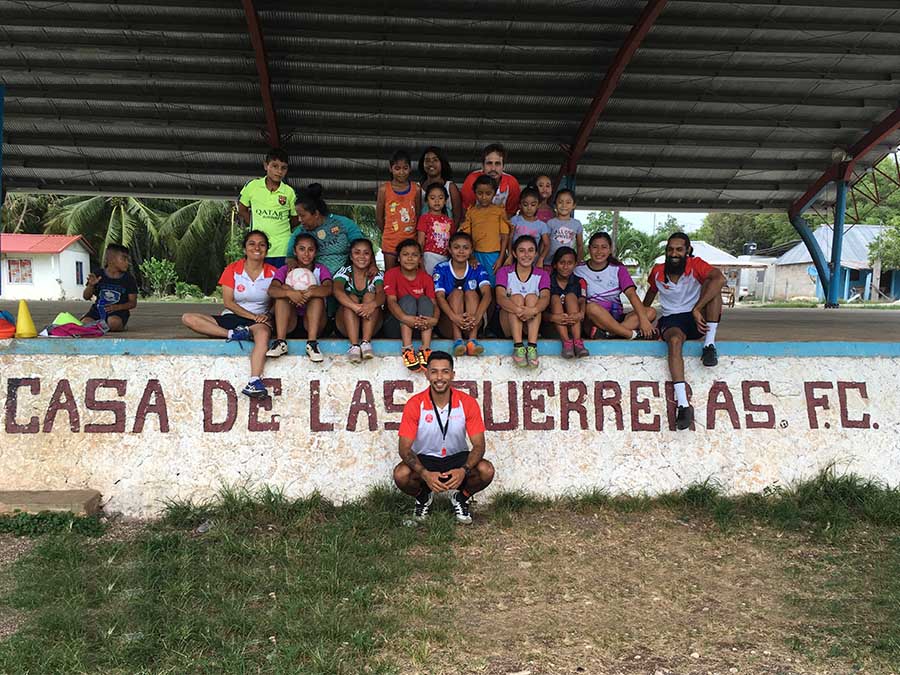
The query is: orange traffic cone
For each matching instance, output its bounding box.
[15,300,38,338]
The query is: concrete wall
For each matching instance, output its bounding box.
[768,264,818,300]
[57,248,91,300]
[2,342,898,516]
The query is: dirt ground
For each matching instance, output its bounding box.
[0,518,144,644]
[394,507,895,675]
[1,511,893,674]
[0,535,32,642]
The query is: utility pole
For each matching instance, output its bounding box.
[611,210,620,255]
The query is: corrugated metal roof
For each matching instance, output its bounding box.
[2,0,900,210]
[777,225,885,269]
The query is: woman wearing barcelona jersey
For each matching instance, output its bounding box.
[394,350,495,524]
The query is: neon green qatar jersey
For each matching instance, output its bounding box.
[238,177,296,256]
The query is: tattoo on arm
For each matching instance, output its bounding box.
[400,449,425,476]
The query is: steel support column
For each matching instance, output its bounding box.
[788,106,900,306]
[825,180,848,308]
[1,85,5,296]
[557,0,668,185]
[241,0,280,147]
[790,214,831,297]
[0,85,4,202]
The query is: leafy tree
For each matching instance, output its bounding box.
[1,193,57,234]
[331,204,380,248]
[139,257,178,297]
[655,214,682,237]
[693,212,797,255]
[584,210,634,237]
[869,223,900,269]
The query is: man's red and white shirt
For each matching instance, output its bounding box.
[647,257,714,317]
[399,387,485,458]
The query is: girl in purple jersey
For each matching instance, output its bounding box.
[575,232,656,339]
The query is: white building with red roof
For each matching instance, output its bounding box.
[0,234,94,301]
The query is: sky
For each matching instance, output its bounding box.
[575,210,709,234]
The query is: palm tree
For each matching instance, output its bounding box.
[1,193,57,234]
[616,227,665,277]
[43,195,169,264]
[161,199,232,292]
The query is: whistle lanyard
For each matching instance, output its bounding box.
[429,390,452,455]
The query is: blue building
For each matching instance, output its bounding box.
[775,225,899,302]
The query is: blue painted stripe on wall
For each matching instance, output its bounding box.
[2,339,899,358]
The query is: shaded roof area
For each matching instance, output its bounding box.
[3,0,900,211]
[777,224,885,269]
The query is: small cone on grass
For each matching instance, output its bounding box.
[15,300,38,338]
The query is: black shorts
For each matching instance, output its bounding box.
[419,451,470,473]
[658,311,703,340]
[84,307,130,326]
[214,314,258,330]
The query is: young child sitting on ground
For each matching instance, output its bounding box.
[459,174,511,285]
[417,183,455,274]
[333,238,385,363]
[266,232,332,362]
[495,235,551,368]
[384,239,440,372]
[81,244,138,332]
[433,232,492,357]
[545,246,589,358]
[377,150,421,270]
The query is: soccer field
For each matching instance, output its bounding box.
[1,477,898,674]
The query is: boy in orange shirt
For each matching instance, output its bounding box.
[459,175,511,285]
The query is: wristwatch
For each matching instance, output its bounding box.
[462,465,472,477]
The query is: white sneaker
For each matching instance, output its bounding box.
[266,339,288,358]
[306,341,324,362]
[347,345,362,363]
[360,340,374,360]
[447,490,472,525]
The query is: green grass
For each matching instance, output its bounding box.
[3,470,899,672]
[553,468,900,538]
[0,485,457,674]
[0,511,105,538]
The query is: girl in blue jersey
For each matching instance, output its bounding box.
[545,246,589,358]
